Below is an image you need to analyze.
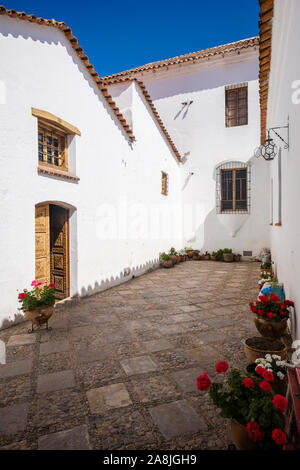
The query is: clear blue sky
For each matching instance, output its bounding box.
[3,0,260,76]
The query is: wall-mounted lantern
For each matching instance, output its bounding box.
[255,124,289,161]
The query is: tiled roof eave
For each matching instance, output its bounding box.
[101,37,259,85]
[258,0,274,145]
[0,5,135,142]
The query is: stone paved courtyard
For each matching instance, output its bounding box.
[0,261,260,450]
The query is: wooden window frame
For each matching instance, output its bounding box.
[220,168,248,213]
[38,120,68,172]
[225,86,248,128]
[161,171,168,196]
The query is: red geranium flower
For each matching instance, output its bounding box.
[279,310,286,316]
[256,366,265,376]
[243,377,254,389]
[270,293,280,302]
[246,421,265,442]
[259,295,269,304]
[272,429,287,446]
[18,293,26,300]
[284,300,294,307]
[251,306,257,313]
[266,312,275,319]
[259,380,272,392]
[262,370,274,382]
[280,303,285,309]
[257,309,264,317]
[272,395,288,413]
[196,372,211,391]
[216,361,229,373]
[31,280,37,286]
[49,283,55,288]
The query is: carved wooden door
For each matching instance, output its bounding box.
[50,205,69,300]
[35,204,50,285]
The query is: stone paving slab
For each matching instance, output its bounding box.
[0,404,28,435]
[121,356,158,376]
[0,359,32,379]
[37,370,75,394]
[7,334,36,347]
[38,425,91,450]
[40,339,70,355]
[149,400,207,439]
[87,383,132,414]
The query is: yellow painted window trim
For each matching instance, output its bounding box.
[32,108,81,136]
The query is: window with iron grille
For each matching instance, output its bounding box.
[38,121,68,171]
[216,162,250,214]
[225,84,248,127]
[161,171,168,196]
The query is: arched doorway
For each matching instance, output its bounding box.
[35,203,70,300]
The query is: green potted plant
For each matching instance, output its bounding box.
[202,251,210,260]
[178,249,187,262]
[249,294,293,339]
[160,252,174,268]
[18,281,56,333]
[192,249,201,260]
[197,362,288,450]
[185,246,194,259]
[211,251,217,261]
[223,248,234,262]
[261,262,272,275]
[215,249,224,261]
[169,247,179,264]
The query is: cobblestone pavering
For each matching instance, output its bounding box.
[0,261,260,450]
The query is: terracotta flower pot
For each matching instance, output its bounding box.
[203,255,210,260]
[176,256,182,263]
[192,254,201,260]
[223,253,234,262]
[187,251,194,259]
[211,255,216,261]
[253,315,287,339]
[231,419,259,450]
[234,255,241,262]
[25,305,54,331]
[242,337,287,363]
[162,260,173,268]
[170,255,178,265]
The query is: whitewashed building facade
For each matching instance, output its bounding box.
[0,5,276,332]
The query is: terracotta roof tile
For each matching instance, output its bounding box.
[258,0,274,145]
[102,37,259,85]
[0,5,135,142]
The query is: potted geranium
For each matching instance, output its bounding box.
[246,354,287,396]
[169,247,180,264]
[197,362,288,450]
[223,248,234,262]
[18,281,56,333]
[185,246,194,259]
[211,251,217,261]
[160,252,174,268]
[192,249,201,261]
[249,294,293,339]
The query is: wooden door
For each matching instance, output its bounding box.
[50,205,69,300]
[35,204,50,285]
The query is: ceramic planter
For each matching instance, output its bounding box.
[231,419,259,450]
[223,253,234,262]
[25,305,54,333]
[211,255,216,261]
[203,255,210,260]
[170,255,179,265]
[192,253,201,260]
[162,260,173,268]
[242,337,287,363]
[253,315,287,339]
[234,255,241,262]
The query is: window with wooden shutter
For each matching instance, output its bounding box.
[161,171,168,196]
[225,85,248,127]
[38,121,68,171]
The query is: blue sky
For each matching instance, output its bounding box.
[4,0,260,76]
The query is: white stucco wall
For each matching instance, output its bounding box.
[111,50,270,255]
[267,0,300,340]
[0,16,182,328]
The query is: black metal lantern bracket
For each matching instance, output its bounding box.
[254,123,289,161]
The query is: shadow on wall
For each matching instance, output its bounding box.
[0,258,160,331]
